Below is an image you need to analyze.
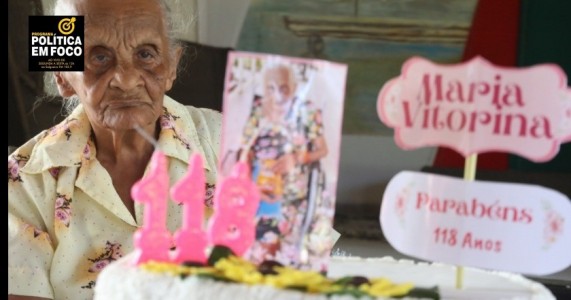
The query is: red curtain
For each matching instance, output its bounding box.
[432,0,521,170]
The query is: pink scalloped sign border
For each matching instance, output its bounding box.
[377,56,571,162]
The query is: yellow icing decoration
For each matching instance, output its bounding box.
[140,257,416,298]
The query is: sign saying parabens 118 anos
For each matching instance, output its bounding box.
[380,171,571,276]
[28,16,84,72]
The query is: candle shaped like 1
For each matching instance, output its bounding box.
[207,161,260,256]
[170,154,208,264]
[131,150,172,264]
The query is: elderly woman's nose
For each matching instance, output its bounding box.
[110,63,143,91]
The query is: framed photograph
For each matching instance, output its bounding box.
[219,51,347,271]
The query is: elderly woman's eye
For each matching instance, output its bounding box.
[94,54,108,62]
[89,50,111,66]
[138,49,157,62]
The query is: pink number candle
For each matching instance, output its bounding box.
[131,150,172,264]
[170,154,208,264]
[207,162,260,256]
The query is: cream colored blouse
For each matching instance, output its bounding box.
[8,95,222,299]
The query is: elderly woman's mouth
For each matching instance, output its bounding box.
[106,100,151,109]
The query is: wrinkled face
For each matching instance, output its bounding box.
[57,0,179,131]
[263,66,296,118]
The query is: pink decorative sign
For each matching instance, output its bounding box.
[380,171,571,275]
[377,56,571,162]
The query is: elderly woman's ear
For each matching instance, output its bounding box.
[54,72,75,97]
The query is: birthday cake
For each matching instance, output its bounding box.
[93,250,555,300]
[92,52,567,300]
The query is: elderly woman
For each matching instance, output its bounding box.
[8,0,221,299]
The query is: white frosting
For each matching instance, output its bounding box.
[94,253,555,300]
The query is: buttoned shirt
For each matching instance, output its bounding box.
[8,95,221,299]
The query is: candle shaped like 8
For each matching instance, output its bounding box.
[207,161,261,256]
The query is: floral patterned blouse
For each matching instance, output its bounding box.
[240,96,328,268]
[241,96,325,203]
[8,95,221,299]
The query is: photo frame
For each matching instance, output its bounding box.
[219,51,347,271]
